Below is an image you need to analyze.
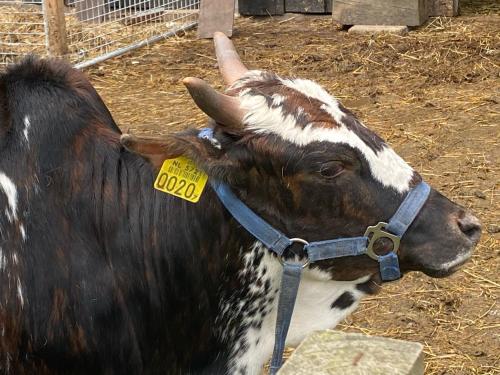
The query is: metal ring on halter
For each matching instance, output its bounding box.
[278,238,310,268]
[363,222,401,261]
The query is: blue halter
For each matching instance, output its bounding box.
[198,128,431,374]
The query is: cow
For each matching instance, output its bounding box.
[0,33,481,374]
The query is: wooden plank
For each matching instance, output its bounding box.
[42,0,68,57]
[427,0,459,16]
[75,0,105,23]
[285,0,326,13]
[326,0,332,13]
[238,0,285,16]
[197,0,234,39]
[332,0,428,26]
[278,331,424,375]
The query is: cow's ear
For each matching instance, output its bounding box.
[120,133,190,169]
[120,132,242,180]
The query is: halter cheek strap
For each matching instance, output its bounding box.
[199,128,431,374]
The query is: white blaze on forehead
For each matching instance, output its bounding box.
[0,172,18,222]
[238,74,414,193]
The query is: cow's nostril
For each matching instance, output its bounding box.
[457,213,481,242]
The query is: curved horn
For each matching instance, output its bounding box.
[214,31,248,86]
[183,77,245,129]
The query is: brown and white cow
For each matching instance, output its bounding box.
[0,34,480,374]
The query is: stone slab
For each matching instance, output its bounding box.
[278,330,424,375]
[348,25,409,35]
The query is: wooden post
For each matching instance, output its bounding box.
[43,0,68,57]
[197,0,235,39]
[332,0,428,27]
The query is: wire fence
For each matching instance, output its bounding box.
[0,0,199,69]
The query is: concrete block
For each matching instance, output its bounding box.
[348,25,409,35]
[332,0,428,27]
[278,330,424,375]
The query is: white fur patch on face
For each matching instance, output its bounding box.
[227,243,371,375]
[0,172,18,222]
[231,70,270,90]
[237,73,414,193]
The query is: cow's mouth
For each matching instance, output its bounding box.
[421,250,473,278]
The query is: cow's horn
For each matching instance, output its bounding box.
[214,31,248,86]
[183,77,244,129]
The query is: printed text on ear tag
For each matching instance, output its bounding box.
[154,157,208,203]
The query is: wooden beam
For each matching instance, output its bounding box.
[332,0,428,27]
[285,0,326,13]
[238,0,285,16]
[197,0,234,39]
[427,0,459,16]
[43,0,68,57]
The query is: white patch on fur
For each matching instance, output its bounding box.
[272,93,285,106]
[238,74,414,193]
[228,243,370,374]
[17,277,24,308]
[231,70,269,90]
[0,172,18,222]
[23,115,31,143]
[0,248,5,270]
[19,224,26,241]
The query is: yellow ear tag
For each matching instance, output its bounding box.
[154,157,208,203]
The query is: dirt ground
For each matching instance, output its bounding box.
[84,1,499,374]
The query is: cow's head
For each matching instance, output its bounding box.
[122,33,481,283]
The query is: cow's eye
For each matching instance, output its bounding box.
[319,161,344,179]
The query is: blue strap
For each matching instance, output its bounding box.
[269,263,302,375]
[211,181,292,255]
[305,237,368,262]
[379,252,401,281]
[386,182,430,236]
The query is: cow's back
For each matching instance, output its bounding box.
[0,58,146,374]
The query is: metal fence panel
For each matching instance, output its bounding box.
[0,0,199,69]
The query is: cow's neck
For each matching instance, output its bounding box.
[94,151,371,374]
[218,241,370,375]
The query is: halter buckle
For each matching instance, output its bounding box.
[364,222,401,261]
[278,238,310,268]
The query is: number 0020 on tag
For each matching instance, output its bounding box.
[154,157,208,203]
